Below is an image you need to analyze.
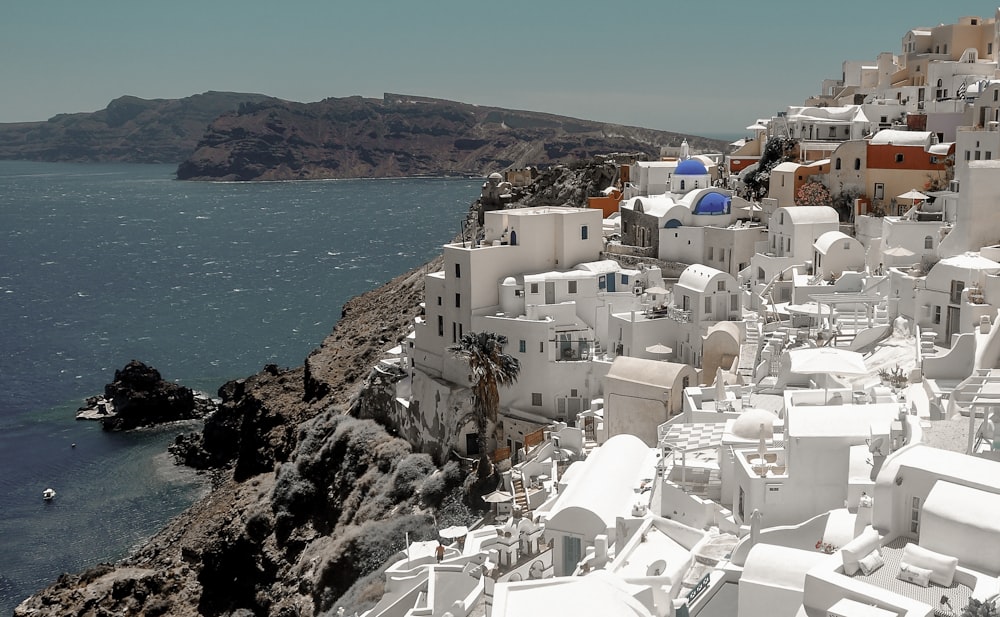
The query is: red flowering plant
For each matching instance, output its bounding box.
[796,179,832,207]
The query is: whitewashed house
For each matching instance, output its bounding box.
[746,206,841,310]
[890,252,1000,346]
[602,356,698,446]
[813,231,866,280]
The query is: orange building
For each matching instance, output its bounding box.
[865,130,953,213]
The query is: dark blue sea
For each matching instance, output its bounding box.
[0,161,479,613]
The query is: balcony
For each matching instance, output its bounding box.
[556,343,592,362]
[645,305,692,323]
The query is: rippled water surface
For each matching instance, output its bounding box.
[0,161,478,612]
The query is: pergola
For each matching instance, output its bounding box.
[808,292,885,334]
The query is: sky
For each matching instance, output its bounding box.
[2,1,998,140]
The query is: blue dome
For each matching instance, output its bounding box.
[675,159,708,176]
[693,192,731,215]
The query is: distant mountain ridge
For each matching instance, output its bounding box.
[176,93,729,181]
[0,92,729,179]
[0,92,279,164]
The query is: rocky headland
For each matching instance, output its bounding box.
[76,360,217,431]
[175,93,729,181]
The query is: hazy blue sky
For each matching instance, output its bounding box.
[2,1,997,138]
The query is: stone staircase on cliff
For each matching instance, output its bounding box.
[511,477,530,515]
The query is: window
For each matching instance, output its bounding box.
[718,281,726,292]
[708,247,714,260]
[705,296,713,313]
[829,126,837,138]
[438,315,444,336]
[976,151,982,160]
[966,150,972,161]
[682,376,690,389]
[531,393,542,406]
[539,341,544,352]
[835,158,842,170]
[530,283,538,294]
[933,306,941,324]
[568,280,577,294]
[910,496,921,534]
[599,276,606,290]
[455,293,461,308]
[680,180,686,190]
[895,153,904,163]
[843,240,851,250]
[731,294,739,311]
[924,236,933,249]
[581,225,589,240]
[988,152,993,160]
[454,263,461,278]
[990,42,994,55]
[995,89,998,102]
[519,339,526,353]
[452,322,457,343]
[437,296,442,306]
[950,280,965,304]
[854,158,861,170]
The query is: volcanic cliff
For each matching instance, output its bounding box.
[175,93,729,181]
[0,92,279,164]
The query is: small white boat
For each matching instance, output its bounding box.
[42,488,56,501]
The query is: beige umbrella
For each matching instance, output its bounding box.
[897,189,929,202]
[482,490,513,503]
[645,344,673,358]
[883,246,915,257]
[789,348,867,375]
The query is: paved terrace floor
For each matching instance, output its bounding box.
[844,537,972,617]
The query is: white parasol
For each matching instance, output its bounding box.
[789,347,868,376]
[645,343,673,356]
[439,525,469,539]
[897,189,929,202]
[482,489,513,503]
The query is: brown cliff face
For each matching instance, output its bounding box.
[0,92,279,164]
[176,93,729,181]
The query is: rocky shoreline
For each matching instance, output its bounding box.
[14,163,618,616]
[14,254,460,617]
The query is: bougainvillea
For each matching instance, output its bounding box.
[796,179,832,207]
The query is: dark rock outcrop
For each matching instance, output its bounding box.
[98,360,213,431]
[0,92,279,164]
[176,93,729,181]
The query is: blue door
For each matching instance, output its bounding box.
[562,536,582,575]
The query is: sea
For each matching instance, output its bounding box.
[0,161,480,614]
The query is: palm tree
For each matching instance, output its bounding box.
[449,331,521,479]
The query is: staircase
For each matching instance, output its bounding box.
[920,331,937,356]
[738,316,761,381]
[511,476,530,514]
